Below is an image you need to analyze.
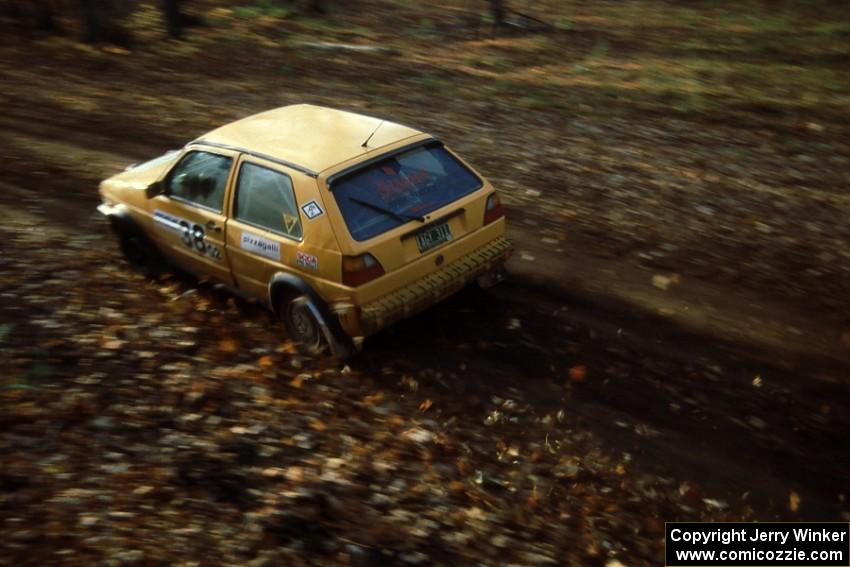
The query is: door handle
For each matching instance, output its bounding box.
[205,221,222,233]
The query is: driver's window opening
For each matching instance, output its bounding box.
[167,151,233,212]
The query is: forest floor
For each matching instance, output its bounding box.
[1,0,849,565]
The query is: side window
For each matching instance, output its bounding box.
[234,163,303,240]
[166,151,233,212]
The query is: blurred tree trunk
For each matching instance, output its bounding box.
[161,0,182,39]
[308,0,326,15]
[488,0,506,28]
[79,0,104,42]
[79,0,132,46]
[162,1,205,40]
[7,0,58,33]
[34,1,57,32]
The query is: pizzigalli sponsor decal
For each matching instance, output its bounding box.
[241,232,280,261]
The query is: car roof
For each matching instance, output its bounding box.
[193,104,427,176]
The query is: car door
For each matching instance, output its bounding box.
[149,147,236,284]
[225,158,306,299]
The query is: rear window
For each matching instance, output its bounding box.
[330,142,482,241]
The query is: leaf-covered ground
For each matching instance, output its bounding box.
[3,181,848,566]
[0,205,690,565]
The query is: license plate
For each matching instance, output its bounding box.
[416,222,452,253]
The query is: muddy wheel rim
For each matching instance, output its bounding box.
[288,300,320,347]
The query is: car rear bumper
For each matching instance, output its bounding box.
[337,236,512,338]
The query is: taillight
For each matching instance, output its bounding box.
[483,192,505,225]
[342,253,385,287]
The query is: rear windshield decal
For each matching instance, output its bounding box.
[241,231,280,261]
[330,143,482,241]
[301,200,324,220]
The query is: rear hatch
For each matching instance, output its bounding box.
[329,141,490,273]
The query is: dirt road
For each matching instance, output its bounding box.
[2,113,849,565]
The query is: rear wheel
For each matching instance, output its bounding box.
[281,295,326,356]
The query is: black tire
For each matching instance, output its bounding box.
[117,231,164,278]
[280,295,327,356]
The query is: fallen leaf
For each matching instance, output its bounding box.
[258,355,274,368]
[652,274,671,290]
[569,365,587,382]
[286,467,304,482]
[789,490,801,512]
[219,338,238,353]
[403,427,433,444]
[679,480,702,504]
[419,398,433,412]
[103,45,130,56]
[363,391,384,405]
[703,498,728,510]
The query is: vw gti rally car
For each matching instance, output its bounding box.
[98,104,512,357]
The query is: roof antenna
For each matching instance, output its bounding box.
[361,120,385,148]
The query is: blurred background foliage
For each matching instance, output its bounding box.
[5,0,521,44]
[5,0,848,120]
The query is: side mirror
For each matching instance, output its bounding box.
[145,180,164,199]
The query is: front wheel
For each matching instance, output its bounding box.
[118,231,164,278]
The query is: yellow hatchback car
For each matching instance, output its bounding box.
[98,104,512,357]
